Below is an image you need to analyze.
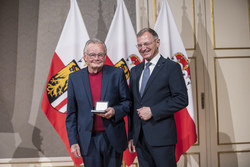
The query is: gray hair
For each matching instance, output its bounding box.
[137,28,159,40]
[83,38,107,54]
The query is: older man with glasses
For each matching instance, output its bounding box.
[66,38,131,167]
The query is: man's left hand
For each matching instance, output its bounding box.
[137,107,152,121]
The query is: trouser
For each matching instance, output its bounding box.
[136,130,177,167]
[82,132,123,167]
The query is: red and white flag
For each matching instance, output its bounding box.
[105,0,142,166]
[154,0,197,162]
[41,0,89,166]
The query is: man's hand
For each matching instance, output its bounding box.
[96,107,115,119]
[128,139,136,153]
[137,107,152,121]
[71,144,82,158]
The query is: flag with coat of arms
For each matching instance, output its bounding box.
[154,0,197,162]
[104,0,142,166]
[41,0,89,166]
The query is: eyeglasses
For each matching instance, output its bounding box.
[136,39,157,49]
[86,53,106,59]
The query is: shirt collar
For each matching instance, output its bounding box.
[145,53,160,66]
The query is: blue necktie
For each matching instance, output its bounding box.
[140,62,152,96]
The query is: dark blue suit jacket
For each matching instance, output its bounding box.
[128,56,188,146]
[66,65,131,155]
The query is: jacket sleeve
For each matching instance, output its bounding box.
[112,68,132,123]
[151,63,188,121]
[65,74,78,146]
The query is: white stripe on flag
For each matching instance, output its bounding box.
[55,0,89,66]
[105,0,141,68]
[58,104,67,113]
[51,92,67,110]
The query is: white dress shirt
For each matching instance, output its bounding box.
[139,53,161,91]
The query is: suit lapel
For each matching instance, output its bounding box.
[80,68,93,108]
[100,65,110,101]
[142,56,166,97]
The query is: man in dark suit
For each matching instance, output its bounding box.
[128,28,188,167]
[66,38,131,167]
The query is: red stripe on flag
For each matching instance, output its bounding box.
[123,116,137,166]
[175,108,197,161]
[42,52,65,115]
[42,0,89,165]
[104,55,114,66]
[41,52,83,166]
[55,98,67,111]
[46,52,64,81]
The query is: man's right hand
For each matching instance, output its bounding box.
[71,144,82,158]
[128,139,136,153]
